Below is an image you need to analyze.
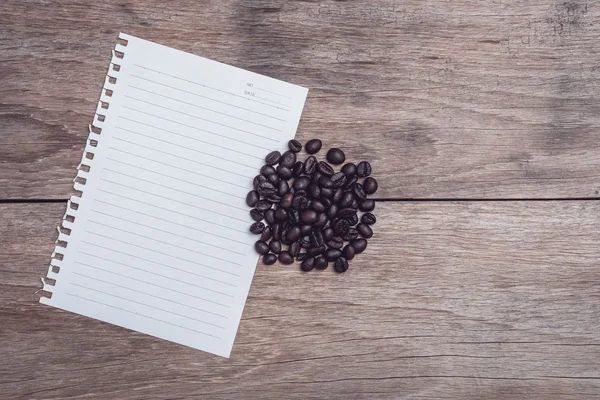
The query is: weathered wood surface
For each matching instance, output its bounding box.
[1,0,600,199]
[2,202,599,399]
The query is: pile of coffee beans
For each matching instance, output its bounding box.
[247,139,377,273]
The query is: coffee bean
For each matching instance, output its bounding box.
[359,199,375,212]
[330,172,346,188]
[265,151,281,165]
[280,230,292,245]
[280,150,296,169]
[289,241,301,257]
[333,219,350,236]
[343,176,358,190]
[326,148,346,165]
[272,223,282,241]
[332,188,343,203]
[300,236,311,248]
[278,252,294,265]
[312,200,326,213]
[345,214,359,226]
[321,229,333,243]
[278,179,290,196]
[269,240,282,254]
[255,240,270,255]
[308,183,321,199]
[307,245,326,257]
[255,200,272,211]
[353,183,367,201]
[314,213,328,227]
[265,209,275,225]
[276,165,293,179]
[258,181,276,197]
[321,198,332,209]
[362,212,376,225]
[288,209,300,225]
[342,244,355,260]
[357,223,373,239]
[334,257,349,273]
[317,161,334,177]
[294,176,311,190]
[342,227,358,241]
[350,238,368,254]
[338,208,357,218]
[363,177,378,194]
[263,253,277,265]
[288,139,302,153]
[261,165,276,176]
[250,209,264,221]
[281,193,293,209]
[269,194,282,203]
[301,225,313,235]
[287,226,301,242]
[357,161,372,177]
[318,176,334,188]
[320,188,333,199]
[300,257,315,271]
[325,204,338,219]
[254,174,267,190]
[340,192,354,208]
[324,248,342,261]
[310,230,324,247]
[341,163,357,177]
[274,207,288,221]
[260,226,272,241]
[292,195,309,210]
[304,156,317,174]
[246,190,259,207]
[327,236,344,249]
[296,252,309,262]
[300,210,318,225]
[314,256,328,269]
[250,221,265,234]
[351,198,359,209]
[305,139,322,154]
[293,161,304,177]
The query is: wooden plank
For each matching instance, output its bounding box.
[1,201,599,399]
[1,0,600,199]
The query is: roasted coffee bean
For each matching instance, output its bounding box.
[261,165,276,176]
[246,190,259,207]
[276,165,293,179]
[305,139,322,154]
[357,161,372,177]
[333,219,350,236]
[300,236,312,248]
[278,251,294,265]
[314,213,328,228]
[350,238,368,254]
[362,212,376,225]
[263,253,277,265]
[324,248,342,261]
[326,148,346,165]
[315,256,328,270]
[250,221,265,234]
[265,151,281,165]
[360,199,376,212]
[288,209,300,225]
[351,198,359,209]
[345,214,359,226]
[292,195,309,210]
[357,223,373,238]
[317,161,334,177]
[341,163,357,177]
[353,183,367,201]
[318,176,334,188]
[320,188,333,199]
[312,200,326,213]
[342,227,359,241]
[301,225,313,235]
[290,241,301,257]
[286,226,301,242]
[308,183,321,198]
[338,208,357,219]
[322,228,334,243]
[288,139,302,153]
[260,226,272,241]
[321,198,332,209]
[258,181,276,197]
[278,179,290,196]
[342,244,355,260]
[296,252,309,262]
[312,171,323,184]
[363,177,378,194]
[294,176,311,190]
[327,236,344,249]
[332,188,343,203]
[330,172,347,188]
[272,223,282,241]
[280,150,297,169]
[340,192,354,208]
[269,240,282,254]
[280,230,292,245]
[256,200,272,211]
[301,257,315,271]
[293,161,304,177]
[281,193,293,209]
[255,240,270,255]
[310,230,324,247]
[253,174,267,190]
[250,209,264,221]
[334,257,349,273]
[343,176,358,190]
[307,245,326,257]
[304,156,317,174]
[300,210,318,225]
[274,207,288,221]
[268,194,282,203]
[264,209,276,225]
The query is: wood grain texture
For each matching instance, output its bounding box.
[2,202,600,399]
[1,0,600,199]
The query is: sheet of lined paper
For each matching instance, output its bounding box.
[40,33,308,357]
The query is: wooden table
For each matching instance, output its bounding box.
[2,1,600,398]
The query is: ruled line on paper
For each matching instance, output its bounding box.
[65,293,222,338]
[127,85,284,131]
[129,74,287,121]
[75,255,234,297]
[254,86,292,99]
[132,64,291,111]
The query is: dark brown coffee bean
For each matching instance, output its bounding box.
[340,192,354,208]
[287,226,301,242]
[281,193,293,209]
[280,150,296,169]
[353,183,367,201]
[350,238,368,254]
[334,257,349,273]
[280,230,292,245]
[289,241,301,257]
[314,213,328,228]
[278,179,290,196]
[362,212,376,225]
[254,174,267,190]
[250,221,265,234]
[294,176,311,190]
[255,240,269,255]
[293,161,304,177]
[351,198,359,209]
[345,214,359,226]
[269,240,282,254]
[268,194,282,204]
[330,172,346,188]
[304,156,317,174]
[261,165,276,176]
[264,209,275,225]
[305,139,322,154]
[326,204,339,219]
[263,253,277,265]
[357,223,373,238]
[360,199,375,212]
[288,209,300,225]
[301,225,313,235]
[311,200,326,213]
[265,151,281,165]
[312,171,323,184]
[277,165,293,179]
[315,256,328,269]
[357,161,372,177]
[278,252,294,265]
[250,209,264,221]
[274,207,288,221]
[317,161,334,176]
[246,190,259,207]
[288,139,302,153]
[310,230,324,247]
[332,188,343,203]
[363,177,378,194]
[343,244,355,260]
[292,195,309,210]
[308,183,321,199]
[318,176,334,188]
[342,227,358,241]
[307,245,326,257]
[300,236,311,248]
[301,257,315,271]
[341,163,356,177]
[326,148,345,165]
[296,252,309,262]
[258,181,276,197]
[300,210,318,225]
[323,227,334,242]
[260,226,272,241]
[333,219,350,236]
[256,200,272,211]
[272,223,281,241]
[324,248,342,261]
[327,236,344,249]
[320,188,333,199]
[338,208,357,218]
[343,176,358,190]
[321,198,332,209]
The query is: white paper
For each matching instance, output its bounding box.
[40,33,308,357]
